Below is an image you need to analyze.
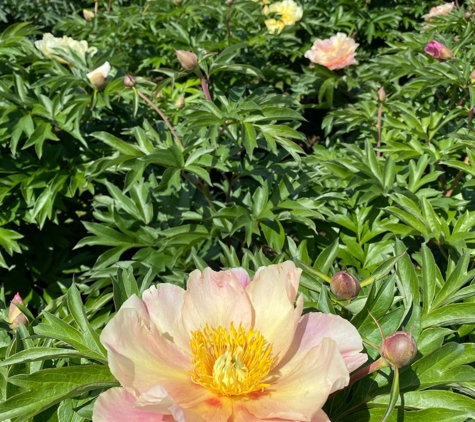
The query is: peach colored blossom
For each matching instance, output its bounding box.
[305,33,359,70]
[424,2,454,21]
[93,262,367,421]
[8,292,27,329]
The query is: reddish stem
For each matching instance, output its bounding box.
[349,357,389,386]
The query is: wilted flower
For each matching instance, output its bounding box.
[93,262,367,421]
[8,293,28,329]
[424,40,454,60]
[175,50,198,71]
[87,62,111,90]
[330,271,360,301]
[264,0,303,34]
[34,33,97,65]
[83,9,95,21]
[424,2,454,21]
[305,33,359,70]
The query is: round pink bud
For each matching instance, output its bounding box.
[330,271,360,300]
[466,11,473,20]
[381,331,417,368]
[124,75,136,88]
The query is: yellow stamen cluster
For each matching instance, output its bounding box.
[189,323,274,396]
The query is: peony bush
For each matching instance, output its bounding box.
[1,0,475,421]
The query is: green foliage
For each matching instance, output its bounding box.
[2,0,475,420]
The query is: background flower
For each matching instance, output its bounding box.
[263,0,302,34]
[305,33,358,70]
[424,2,454,21]
[35,33,97,64]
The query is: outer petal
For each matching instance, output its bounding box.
[100,295,191,395]
[312,409,331,422]
[244,338,348,421]
[276,312,367,374]
[92,387,172,422]
[245,261,302,361]
[182,268,253,333]
[142,284,190,352]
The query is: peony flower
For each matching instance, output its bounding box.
[424,40,454,60]
[305,33,359,70]
[34,33,97,65]
[8,292,28,329]
[87,62,111,90]
[175,50,198,71]
[93,261,367,421]
[263,0,303,34]
[423,2,454,21]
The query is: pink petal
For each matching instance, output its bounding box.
[225,267,251,288]
[142,284,190,352]
[92,387,173,422]
[276,312,367,374]
[100,295,191,396]
[244,338,349,420]
[245,261,302,361]
[312,409,331,422]
[175,395,233,422]
[182,268,253,333]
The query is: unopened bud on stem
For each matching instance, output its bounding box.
[124,74,136,88]
[330,271,360,300]
[8,293,28,329]
[175,50,198,71]
[381,330,417,368]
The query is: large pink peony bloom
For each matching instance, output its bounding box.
[305,33,359,70]
[93,262,367,422]
[424,2,454,21]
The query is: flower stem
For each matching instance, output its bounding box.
[197,69,212,102]
[348,357,388,386]
[135,89,184,150]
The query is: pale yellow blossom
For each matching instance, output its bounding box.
[263,0,302,34]
[424,2,454,21]
[305,33,358,70]
[35,33,97,65]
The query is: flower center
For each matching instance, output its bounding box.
[189,323,274,396]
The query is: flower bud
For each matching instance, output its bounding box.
[377,86,386,102]
[175,50,198,71]
[471,70,475,84]
[424,41,454,61]
[381,330,417,368]
[83,9,95,21]
[124,74,136,88]
[8,293,28,329]
[87,62,111,90]
[226,0,233,5]
[175,96,185,109]
[466,11,473,20]
[174,0,182,5]
[330,271,360,300]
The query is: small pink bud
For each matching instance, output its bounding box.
[466,11,473,20]
[175,50,198,71]
[377,86,386,102]
[8,293,28,329]
[424,41,454,61]
[381,330,417,368]
[330,271,360,300]
[124,74,136,88]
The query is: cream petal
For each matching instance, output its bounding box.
[275,312,367,374]
[100,295,191,395]
[182,268,253,333]
[225,267,251,288]
[142,284,190,352]
[92,387,171,422]
[245,261,302,361]
[244,338,349,420]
